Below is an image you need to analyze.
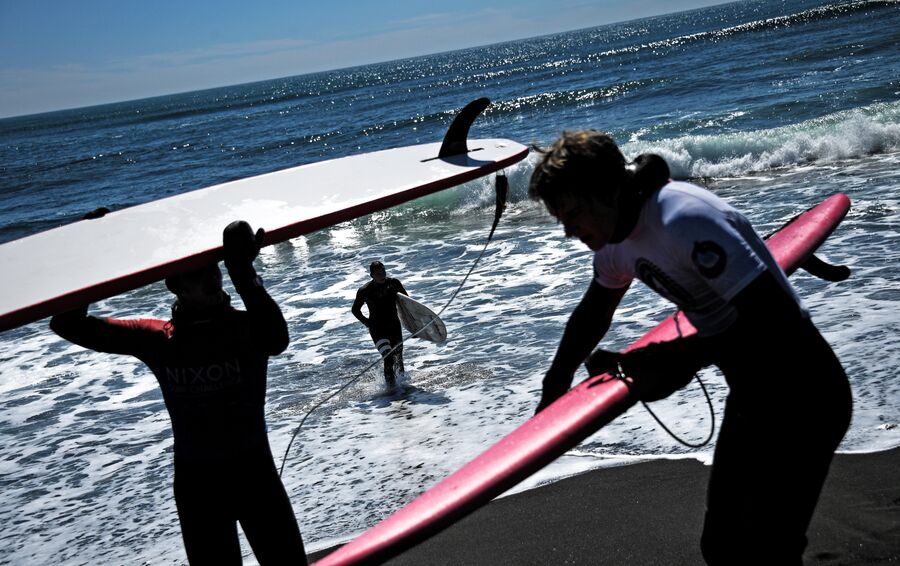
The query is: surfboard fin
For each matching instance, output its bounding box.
[765,208,850,282]
[800,254,851,282]
[438,98,491,158]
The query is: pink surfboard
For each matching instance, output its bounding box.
[314,192,852,565]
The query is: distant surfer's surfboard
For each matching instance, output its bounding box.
[396,294,447,343]
[313,193,852,566]
[0,98,527,332]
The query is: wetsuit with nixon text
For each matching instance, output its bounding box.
[50,285,307,566]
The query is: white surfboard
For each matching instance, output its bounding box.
[0,99,528,332]
[396,294,447,343]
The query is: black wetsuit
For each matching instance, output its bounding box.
[352,277,407,384]
[50,286,307,565]
[698,272,852,565]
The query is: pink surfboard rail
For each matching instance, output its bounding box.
[314,192,851,566]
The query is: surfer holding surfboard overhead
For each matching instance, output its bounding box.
[529,131,852,565]
[352,261,409,386]
[49,221,308,566]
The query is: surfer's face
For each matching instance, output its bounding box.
[371,266,387,283]
[553,192,618,251]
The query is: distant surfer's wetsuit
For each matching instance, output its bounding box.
[352,277,408,385]
[50,281,307,565]
[592,181,852,565]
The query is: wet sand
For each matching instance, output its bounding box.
[309,447,900,565]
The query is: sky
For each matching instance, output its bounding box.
[0,0,728,119]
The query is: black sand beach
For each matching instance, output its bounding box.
[309,447,899,565]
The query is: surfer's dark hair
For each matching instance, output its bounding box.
[369,261,385,273]
[164,263,221,295]
[528,130,670,213]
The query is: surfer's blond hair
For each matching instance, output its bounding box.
[528,130,628,214]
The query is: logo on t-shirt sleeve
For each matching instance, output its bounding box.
[692,240,727,278]
[635,258,695,309]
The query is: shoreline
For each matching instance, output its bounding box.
[309,447,900,565]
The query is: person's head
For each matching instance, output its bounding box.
[164,263,225,308]
[369,260,387,283]
[529,130,630,251]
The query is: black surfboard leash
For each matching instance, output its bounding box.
[643,312,717,449]
[278,172,510,477]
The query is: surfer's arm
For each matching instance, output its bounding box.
[619,269,801,401]
[352,289,369,327]
[50,305,166,356]
[714,267,806,348]
[232,274,290,356]
[537,281,627,412]
[222,220,289,355]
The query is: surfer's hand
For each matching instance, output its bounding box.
[223,220,265,289]
[223,220,264,266]
[585,348,621,377]
[535,391,560,414]
[619,342,697,402]
[535,371,571,414]
[49,304,90,331]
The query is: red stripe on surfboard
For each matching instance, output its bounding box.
[314,192,851,566]
[0,146,528,333]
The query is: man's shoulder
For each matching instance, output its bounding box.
[654,182,733,225]
[387,278,405,291]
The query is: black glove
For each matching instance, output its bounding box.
[619,341,699,402]
[535,369,572,414]
[223,220,264,287]
[223,220,264,265]
[585,348,621,377]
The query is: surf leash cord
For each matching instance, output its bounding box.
[279,173,511,477]
[601,365,716,450]
[599,312,717,449]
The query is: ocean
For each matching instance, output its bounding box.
[1,0,898,563]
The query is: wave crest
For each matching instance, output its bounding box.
[625,102,900,178]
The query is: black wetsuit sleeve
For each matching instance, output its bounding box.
[660,268,805,365]
[352,287,369,327]
[704,268,806,358]
[396,280,409,297]
[49,305,166,358]
[231,272,289,356]
[539,280,627,407]
[619,269,807,401]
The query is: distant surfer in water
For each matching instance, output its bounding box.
[529,130,852,565]
[352,261,409,386]
[50,221,307,565]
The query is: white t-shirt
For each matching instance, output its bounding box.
[593,181,807,335]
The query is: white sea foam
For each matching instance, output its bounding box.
[626,102,900,179]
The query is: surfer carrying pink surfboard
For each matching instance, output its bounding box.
[529,130,852,565]
[49,221,308,565]
[352,261,409,386]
